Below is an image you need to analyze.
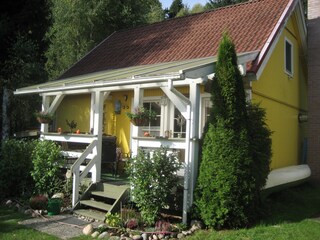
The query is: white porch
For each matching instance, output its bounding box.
[14,52,258,223]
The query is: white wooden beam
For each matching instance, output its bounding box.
[40,95,50,133]
[48,94,65,114]
[131,87,144,157]
[188,81,201,208]
[160,85,190,119]
[92,90,104,182]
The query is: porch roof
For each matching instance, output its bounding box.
[14,51,259,95]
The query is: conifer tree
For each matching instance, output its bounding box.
[195,33,255,229]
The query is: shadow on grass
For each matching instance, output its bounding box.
[260,182,320,225]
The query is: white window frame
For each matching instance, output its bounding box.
[140,97,162,137]
[200,94,212,136]
[284,37,294,77]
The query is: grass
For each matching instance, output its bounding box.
[0,206,58,240]
[1,182,320,240]
[187,182,320,240]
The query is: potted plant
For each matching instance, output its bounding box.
[126,107,157,126]
[35,111,54,124]
[66,119,77,133]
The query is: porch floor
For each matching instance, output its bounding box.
[100,172,129,186]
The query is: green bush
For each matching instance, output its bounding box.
[0,139,35,198]
[195,34,256,229]
[196,120,254,228]
[31,140,64,197]
[247,103,272,208]
[127,147,181,225]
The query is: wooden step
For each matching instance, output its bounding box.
[80,200,112,212]
[91,191,119,200]
[98,182,129,192]
[73,209,105,222]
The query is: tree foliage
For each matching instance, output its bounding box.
[0,139,36,198]
[45,0,162,80]
[127,147,181,225]
[196,34,255,229]
[0,0,50,138]
[31,140,64,197]
[206,0,248,9]
[166,0,184,18]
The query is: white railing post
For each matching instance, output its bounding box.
[72,170,80,206]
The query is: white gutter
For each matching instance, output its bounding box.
[256,0,297,79]
[14,75,182,95]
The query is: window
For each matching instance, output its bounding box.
[141,100,161,136]
[173,107,186,138]
[201,97,212,134]
[285,38,293,76]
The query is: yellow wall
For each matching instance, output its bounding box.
[55,94,91,133]
[252,15,307,170]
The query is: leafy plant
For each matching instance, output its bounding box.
[66,119,77,133]
[125,218,139,229]
[126,107,157,121]
[34,111,54,123]
[0,139,36,199]
[30,140,64,197]
[105,213,123,228]
[29,195,48,210]
[127,147,181,225]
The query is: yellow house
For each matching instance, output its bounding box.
[15,0,308,223]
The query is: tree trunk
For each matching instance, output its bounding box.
[2,87,11,140]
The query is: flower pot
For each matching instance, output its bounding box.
[37,117,51,124]
[47,198,61,216]
[130,118,147,126]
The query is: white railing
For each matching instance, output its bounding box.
[70,140,98,206]
[41,133,99,207]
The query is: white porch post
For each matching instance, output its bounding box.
[91,90,104,182]
[188,81,201,206]
[40,95,50,133]
[131,87,144,156]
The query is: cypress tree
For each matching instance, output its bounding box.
[195,33,255,229]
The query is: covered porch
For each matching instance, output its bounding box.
[14,52,258,223]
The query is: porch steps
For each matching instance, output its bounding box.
[74,182,129,222]
[79,200,112,211]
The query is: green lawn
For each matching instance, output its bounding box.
[0,207,58,240]
[187,182,320,240]
[1,182,320,240]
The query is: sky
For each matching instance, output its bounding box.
[160,0,209,9]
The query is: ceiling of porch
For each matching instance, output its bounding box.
[14,51,258,95]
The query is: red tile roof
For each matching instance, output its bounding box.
[60,0,291,79]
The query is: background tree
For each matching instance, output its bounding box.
[147,0,165,23]
[205,0,248,9]
[195,33,255,229]
[0,0,50,139]
[1,36,47,138]
[166,0,184,18]
[45,0,162,80]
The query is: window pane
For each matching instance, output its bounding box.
[285,41,292,73]
[174,108,186,138]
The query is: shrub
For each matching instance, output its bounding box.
[105,212,123,227]
[127,147,181,225]
[31,140,64,197]
[0,139,35,198]
[29,195,48,210]
[195,34,256,229]
[247,103,272,209]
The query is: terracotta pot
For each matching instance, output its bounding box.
[37,117,51,124]
[130,118,147,126]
